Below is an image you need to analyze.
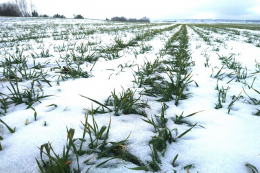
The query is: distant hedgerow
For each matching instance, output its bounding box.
[53,14,66,18]
[110,16,150,23]
[74,14,84,19]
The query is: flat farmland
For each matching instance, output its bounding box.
[0,17,260,173]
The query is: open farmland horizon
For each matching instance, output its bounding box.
[0,17,260,173]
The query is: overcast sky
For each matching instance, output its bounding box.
[1,0,260,20]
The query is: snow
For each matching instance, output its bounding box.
[0,17,260,173]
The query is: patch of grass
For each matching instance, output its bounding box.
[173,110,204,125]
[40,48,52,58]
[7,77,52,109]
[76,112,145,169]
[105,87,149,116]
[143,70,197,105]
[1,49,27,67]
[215,85,230,109]
[36,128,80,172]
[56,63,91,79]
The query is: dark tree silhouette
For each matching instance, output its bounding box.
[0,2,21,16]
[32,10,38,17]
[53,14,66,18]
[74,14,84,19]
[111,16,150,23]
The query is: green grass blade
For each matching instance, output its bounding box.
[79,94,112,112]
[0,119,16,133]
[172,154,178,167]
[178,123,197,138]
[127,166,150,171]
[246,162,259,173]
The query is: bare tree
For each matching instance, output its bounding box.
[30,0,38,17]
[15,0,30,16]
[30,0,33,14]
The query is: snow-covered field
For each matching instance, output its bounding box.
[0,17,260,173]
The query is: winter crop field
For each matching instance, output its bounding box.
[0,17,260,173]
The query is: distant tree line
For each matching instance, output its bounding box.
[53,14,66,18]
[73,14,84,19]
[0,0,86,19]
[110,16,150,23]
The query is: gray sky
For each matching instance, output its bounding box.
[1,0,260,20]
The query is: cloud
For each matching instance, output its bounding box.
[193,0,260,19]
[3,0,259,20]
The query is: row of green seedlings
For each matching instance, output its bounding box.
[52,24,180,72]
[193,25,230,43]
[216,54,249,83]
[0,41,51,52]
[189,25,229,51]
[36,111,144,172]
[194,24,260,47]
[52,43,97,84]
[0,39,45,139]
[0,21,137,45]
[0,51,93,148]
[216,54,260,87]
[0,45,93,133]
[1,24,180,85]
[190,26,260,169]
[27,23,197,172]
[0,32,50,44]
[129,24,204,171]
[0,35,50,116]
[141,103,204,172]
[74,27,194,116]
[1,24,193,169]
[0,25,157,115]
[0,50,54,115]
[0,24,166,116]
[133,25,198,106]
[214,77,260,116]
[54,26,113,40]
[80,87,148,117]
[95,24,181,61]
[0,21,122,43]
[219,23,260,31]
[193,23,255,32]
[1,24,178,77]
[188,25,212,45]
[35,102,204,172]
[51,22,171,41]
[2,41,94,80]
[101,25,203,171]
[211,55,243,113]
[207,24,260,46]
[242,32,260,46]
[196,24,240,39]
[212,60,260,115]
[71,23,176,62]
[196,25,247,43]
[64,27,192,116]
[68,22,169,36]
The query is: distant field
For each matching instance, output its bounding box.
[0,17,260,173]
